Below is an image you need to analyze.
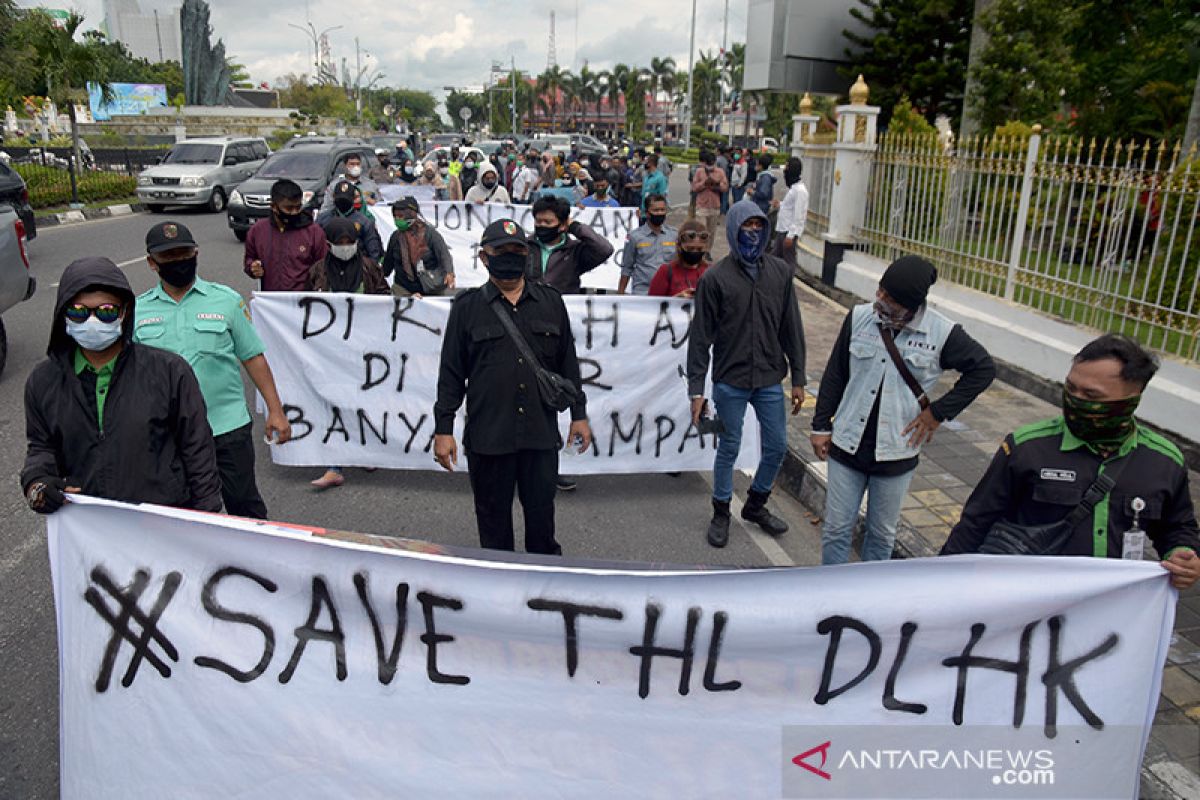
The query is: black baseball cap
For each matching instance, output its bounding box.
[145,221,197,254]
[480,218,528,249]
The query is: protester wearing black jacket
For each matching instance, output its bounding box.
[687,200,807,547]
[21,256,221,514]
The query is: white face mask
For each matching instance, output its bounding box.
[329,243,358,261]
[66,316,123,351]
[346,164,362,178]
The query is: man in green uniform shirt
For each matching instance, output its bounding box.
[134,221,291,518]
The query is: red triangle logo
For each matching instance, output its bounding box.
[792,740,832,781]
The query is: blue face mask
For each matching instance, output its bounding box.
[66,316,123,351]
[736,227,767,263]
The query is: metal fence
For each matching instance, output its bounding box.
[858,132,1200,362]
[1,146,166,209]
[800,142,836,237]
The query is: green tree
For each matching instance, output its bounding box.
[888,95,938,135]
[968,0,1079,132]
[624,68,648,139]
[1065,0,1200,141]
[444,89,486,132]
[844,0,973,127]
[577,65,601,131]
[28,11,113,203]
[536,65,569,131]
[647,56,676,138]
[226,59,252,89]
[605,64,630,134]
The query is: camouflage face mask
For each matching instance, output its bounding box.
[1062,389,1141,450]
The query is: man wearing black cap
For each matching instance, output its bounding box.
[433,218,591,555]
[134,221,292,518]
[21,257,221,514]
[811,255,995,564]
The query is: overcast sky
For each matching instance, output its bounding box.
[29,1,748,102]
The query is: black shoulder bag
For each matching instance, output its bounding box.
[877,324,931,410]
[490,302,582,413]
[978,457,1131,556]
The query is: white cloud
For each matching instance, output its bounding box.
[409,12,475,61]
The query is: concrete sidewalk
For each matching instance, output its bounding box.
[784,262,1200,799]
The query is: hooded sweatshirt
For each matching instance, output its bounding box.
[464,162,512,205]
[22,257,222,510]
[685,200,807,396]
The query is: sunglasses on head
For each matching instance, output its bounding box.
[65,303,122,324]
[681,231,710,243]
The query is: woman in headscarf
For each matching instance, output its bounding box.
[381,197,456,297]
[306,217,390,489]
[397,156,420,184]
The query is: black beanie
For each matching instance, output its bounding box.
[879,256,937,311]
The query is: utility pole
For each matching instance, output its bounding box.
[512,56,518,135]
[683,0,697,150]
[723,0,732,145]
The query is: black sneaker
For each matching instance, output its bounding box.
[556,478,577,492]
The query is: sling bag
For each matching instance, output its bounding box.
[877,324,931,411]
[978,456,1131,556]
[490,301,581,413]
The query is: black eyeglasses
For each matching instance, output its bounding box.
[65,303,122,324]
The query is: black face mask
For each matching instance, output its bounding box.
[275,209,309,229]
[334,196,354,214]
[486,251,526,279]
[157,255,198,287]
[482,178,496,189]
[648,213,667,227]
[535,225,562,243]
[679,249,705,266]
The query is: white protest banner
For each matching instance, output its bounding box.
[252,292,760,474]
[51,497,1173,799]
[378,183,436,205]
[369,200,640,290]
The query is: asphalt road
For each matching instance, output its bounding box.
[0,170,820,797]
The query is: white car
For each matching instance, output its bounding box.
[137,136,270,213]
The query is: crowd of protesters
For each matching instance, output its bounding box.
[19,130,1200,592]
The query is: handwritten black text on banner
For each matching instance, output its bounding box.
[251,293,760,474]
[50,499,1173,799]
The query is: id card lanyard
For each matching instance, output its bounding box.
[1122,497,1146,560]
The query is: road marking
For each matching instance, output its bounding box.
[699,472,796,567]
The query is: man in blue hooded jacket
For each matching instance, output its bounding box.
[686,200,807,547]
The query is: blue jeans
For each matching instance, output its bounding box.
[711,382,788,503]
[821,457,916,564]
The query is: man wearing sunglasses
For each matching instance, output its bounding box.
[21,257,221,515]
[134,221,292,519]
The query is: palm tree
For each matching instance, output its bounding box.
[647,56,677,140]
[577,64,600,133]
[624,67,650,138]
[536,65,568,131]
[30,11,113,205]
[560,71,581,130]
[607,64,630,134]
[694,50,723,131]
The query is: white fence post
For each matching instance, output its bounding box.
[1003,125,1042,301]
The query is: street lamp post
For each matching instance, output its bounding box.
[287,22,343,82]
[683,0,697,151]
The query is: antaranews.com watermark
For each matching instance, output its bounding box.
[781,725,1192,798]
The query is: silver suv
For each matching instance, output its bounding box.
[137,136,269,213]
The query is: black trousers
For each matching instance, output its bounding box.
[214,422,268,519]
[467,448,560,554]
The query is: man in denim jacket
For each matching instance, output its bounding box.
[811,256,995,564]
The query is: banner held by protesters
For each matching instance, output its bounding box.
[370,200,639,291]
[51,497,1173,799]
[251,293,760,474]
